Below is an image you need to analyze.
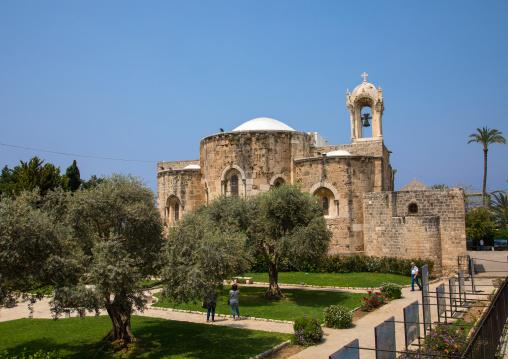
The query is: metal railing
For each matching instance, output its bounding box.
[461,276,508,359]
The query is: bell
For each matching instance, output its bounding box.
[362,113,371,127]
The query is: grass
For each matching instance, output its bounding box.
[243,272,409,287]
[153,286,365,321]
[0,316,291,359]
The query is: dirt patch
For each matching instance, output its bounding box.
[352,308,370,322]
[263,344,305,359]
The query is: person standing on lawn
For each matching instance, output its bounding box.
[205,289,218,322]
[229,283,240,320]
[411,262,422,291]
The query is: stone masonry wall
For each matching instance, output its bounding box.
[364,189,467,275]
[314,140,393,191]
[295,156,376,253]
[156,168,204,227]
[199,131,312,200]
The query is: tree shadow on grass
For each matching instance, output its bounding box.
[0,317,289,359]
[127,316,289,359]
[0,337,111,359]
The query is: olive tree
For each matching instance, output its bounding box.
[0,190,70,306]
[251,185,331,298]
[50,174,163,346]
[161,195,252,304]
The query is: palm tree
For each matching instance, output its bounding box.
[491,192,508,229]
[467,127,506,204]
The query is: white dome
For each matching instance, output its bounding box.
[351,81,378,99]
[326,150,352,157]
[183,164,201,170]
[233,117,295,132]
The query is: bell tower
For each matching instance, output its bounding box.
[346,73,385,142]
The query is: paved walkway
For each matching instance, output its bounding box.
[1,251,507,358]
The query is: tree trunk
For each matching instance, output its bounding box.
[265,258,284,298]
[103,299,136,347]
[483,148,488,206]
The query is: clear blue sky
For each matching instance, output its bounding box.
[1,1,507,195]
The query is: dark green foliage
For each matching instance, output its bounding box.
[0,165,13,195]
[323,305,353,329]
[250,254,435,277]
[80,175,103,190]
[380,282,402,299]
[293,316,323,346]
[0,157,66,197]
[491,192,508,229]
[493,229,508,239]
[466,207,495,246]
[64,160,80,192]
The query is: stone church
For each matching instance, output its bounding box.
[157,74,466,275]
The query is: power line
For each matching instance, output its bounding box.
[0,142,158,163]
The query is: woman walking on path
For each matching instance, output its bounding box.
[229,284,240,320]
[205,289,218,322]
[411,262,422,291]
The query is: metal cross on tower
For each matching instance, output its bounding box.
[361,72,368,82]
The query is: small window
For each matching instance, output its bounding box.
[323,197,329,215]
[231,175,239,196]
[275,181,282,188]
[408,203,418,214]
[174,203,180,220]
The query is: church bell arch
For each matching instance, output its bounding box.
[346,72,384,141]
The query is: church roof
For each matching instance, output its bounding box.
[399,179,430,191]
[232,117,295,132]
[183,164,201,170]
[326,150,351,157]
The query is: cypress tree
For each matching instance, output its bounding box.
[65,160,81,192]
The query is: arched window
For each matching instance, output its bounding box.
[174,203,180,221]
[408,203,418,214]
[322,197,329,215]
[165,195,181,226]
[231,175,239,196]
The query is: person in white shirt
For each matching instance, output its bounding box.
[411,262,422,291]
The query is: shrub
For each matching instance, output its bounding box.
[323,305,353,329]
[380,282,402,299]
[360,290,388,311]
[292,316,324,346]
[399,324,468,358]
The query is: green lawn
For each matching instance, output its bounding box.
[0,316,291,359]
[153,286,365,321]
[243,272,409,288]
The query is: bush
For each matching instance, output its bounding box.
[250,254,435,278]
[399,324,468,358]
[380,282,402,299]
[360,290,388,311]
[292,316,324,347]
[323,305,353,329]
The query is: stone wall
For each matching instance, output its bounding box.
[314,139,393,191]
[363,189,467,275]
[199,131,312,200]
[156,167,204,228]
[294,156,377,253]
